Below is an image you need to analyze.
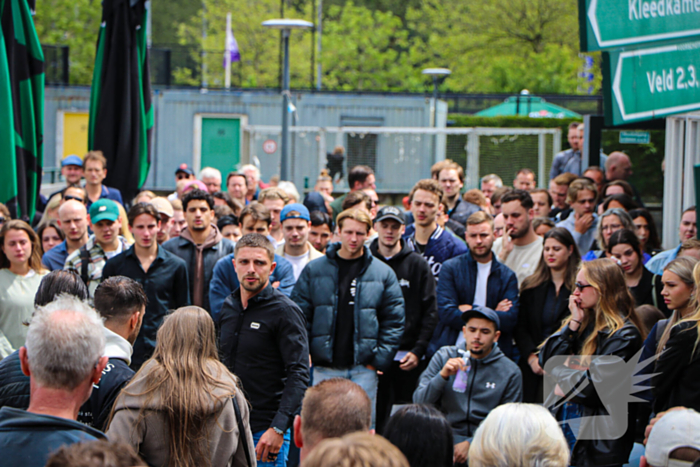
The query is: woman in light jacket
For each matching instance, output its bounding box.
[108,306,255,467]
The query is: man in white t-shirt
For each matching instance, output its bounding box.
[492,189,543,286]
[275,203,324,282]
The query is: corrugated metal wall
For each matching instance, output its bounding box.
[45,87,438,192]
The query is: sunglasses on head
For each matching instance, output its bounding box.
[63,195,84,203]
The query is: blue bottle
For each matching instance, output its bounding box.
[453,350,471,393]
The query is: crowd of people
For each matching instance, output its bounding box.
[0,133,700,467]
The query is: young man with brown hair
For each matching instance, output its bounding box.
[219,234,310,467]
[82,151,123,209]
[329,165,376,222]
[555,178,599,255]
[259,187,291,247]
[209,203,296,319]
[102,203,190,369]
[438,163,480,229]
[291,209,404,427]
[403,179,467,279]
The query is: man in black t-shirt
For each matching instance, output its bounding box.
[292,209,405,428]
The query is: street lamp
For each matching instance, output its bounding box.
[422,68,451,163]
[422,68,451,127]
[263,19,314,181]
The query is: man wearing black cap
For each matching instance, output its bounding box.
[413,306,522,466]
[167,164,195,201]
[369,206,437,432]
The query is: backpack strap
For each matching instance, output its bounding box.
[79,245,90,286]
[231,394,254,467]
[656,318,669,343]
[651,275,658,309]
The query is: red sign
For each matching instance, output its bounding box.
[262,139,277,154]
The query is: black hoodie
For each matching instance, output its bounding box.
[370,238,437,359]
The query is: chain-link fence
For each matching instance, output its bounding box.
[244,125,561,194]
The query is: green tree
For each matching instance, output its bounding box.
[34,0,101,85]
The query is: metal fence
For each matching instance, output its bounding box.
[243,125,561,193]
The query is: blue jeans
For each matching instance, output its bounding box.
[253,429,291,467]
[313,365,379,428]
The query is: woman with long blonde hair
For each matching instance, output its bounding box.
[0,220,48,358]
[652,261,700,414]
[539,259,644,466]
[107,306,254,467]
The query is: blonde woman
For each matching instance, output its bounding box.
[0,220,48,358]
[539,259,644,466]
[468,403,569,467]
[108,307,254,467]
[652,261,700,414]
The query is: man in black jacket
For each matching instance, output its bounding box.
[219,234,310,467]
[162,188,235,314]
[369,206,437,432]
[78,276,146,431]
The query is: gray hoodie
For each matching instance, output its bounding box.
[413,342,522,443]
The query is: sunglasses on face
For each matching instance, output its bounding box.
[575,282,593,292]
[63,195,84,203]
[0,217,4,224]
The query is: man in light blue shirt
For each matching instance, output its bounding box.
[556,178,598,256]
[646,206,697,275]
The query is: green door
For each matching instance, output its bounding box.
[201,117,241,175]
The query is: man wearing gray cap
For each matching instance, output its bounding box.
[370,205,437,431]
[414,306,522,466]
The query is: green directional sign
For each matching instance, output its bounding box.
[619,131,651,143]
[603,40,700,125]
[580,0,700,51]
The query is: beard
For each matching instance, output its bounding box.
[241,276,266,294]
[508,220,531,239]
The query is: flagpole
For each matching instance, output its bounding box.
[225,12,232,89]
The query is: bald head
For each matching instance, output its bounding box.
[57,200,89,243]
[605,152,633,181]
[295,378,372,460]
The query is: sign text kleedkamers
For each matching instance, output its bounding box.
[580,0,700,51]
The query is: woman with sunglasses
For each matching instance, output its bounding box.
[653,261,700,413]
[539,259,644,466]
[0,220,48,358]
[607,229,667,315]
[582,208,634,262]
[515,227,580,403]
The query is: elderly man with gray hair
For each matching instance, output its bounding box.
[0,295,108,467]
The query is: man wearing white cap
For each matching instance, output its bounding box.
[643,408,700,467]
[150,197,174,244]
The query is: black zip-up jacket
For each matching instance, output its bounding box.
[653,320,700,413]
[219,284,310,433]
[0,352,133,432]
[78,357,133,431]
[540,321,642,467]
[369,238,437,359]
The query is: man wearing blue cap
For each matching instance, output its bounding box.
[65,199,131,298]
[47,155,85,202]
[414,306,522,466]
[275,203,324,282]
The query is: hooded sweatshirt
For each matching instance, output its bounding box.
[179,226,222,307]
[413,342,522,443]
[108,359,255,467]
[369,238,438,359]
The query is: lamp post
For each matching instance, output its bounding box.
[422,68,451,162]
[263,19,314,181]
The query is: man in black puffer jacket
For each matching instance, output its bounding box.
[369,206,437,432]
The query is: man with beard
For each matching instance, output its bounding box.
[219,234,310,466]
[369,206,437,432]
[492,190,543,286]
[427,211,519,360]
[555,178,599,255]
[414,307,522,466]
[162,189,235,313]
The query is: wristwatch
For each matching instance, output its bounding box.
[272,426,284,436]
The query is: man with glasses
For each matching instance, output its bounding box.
[83,151,123,209]
[42,200,90,271]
